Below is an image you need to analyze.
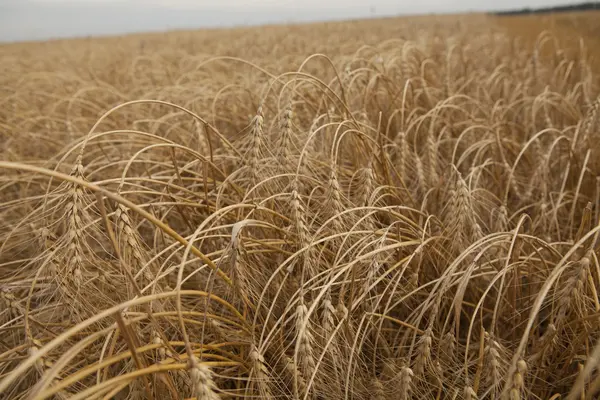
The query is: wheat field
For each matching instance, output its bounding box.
[1,11,600,400]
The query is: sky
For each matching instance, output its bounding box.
[0,0,593,43]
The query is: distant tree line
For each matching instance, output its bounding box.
[492,1,599,16]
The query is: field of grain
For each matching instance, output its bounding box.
[1,11,600,400]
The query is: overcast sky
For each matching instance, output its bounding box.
[0,0,593,42]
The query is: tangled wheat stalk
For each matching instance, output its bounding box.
[1,12,600,400]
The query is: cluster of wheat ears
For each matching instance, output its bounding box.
[1,16,600,400]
